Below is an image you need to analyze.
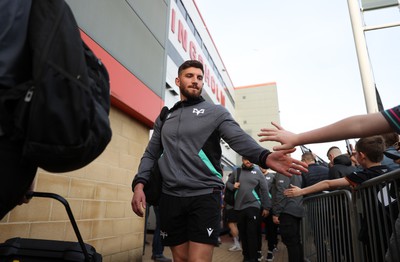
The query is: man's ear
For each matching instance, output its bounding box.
[359,151,366,161]
[175,77,180,86]
[328,153,333,161]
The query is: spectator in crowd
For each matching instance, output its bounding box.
[284,136,388,196]
[272,171,304,262]
[300,152,329,191]
[381,132,400,171]
[386,149,400,165]
[226,157,270,262]
[258,105,400,261]
[131,60,308,262]
[300,151,330,261]
[285,136,389,262]
[325,147,355,261]
[260,167,278,262]
[326,146,358,179]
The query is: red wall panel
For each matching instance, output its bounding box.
[81,31,164,128]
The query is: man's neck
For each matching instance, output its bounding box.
[363,161,381,169]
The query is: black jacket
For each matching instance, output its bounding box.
[301,163,329,188]
[329,155,357,179]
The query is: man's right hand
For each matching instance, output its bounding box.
[131,183,146,217]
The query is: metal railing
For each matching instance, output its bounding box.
[301,169,400,262]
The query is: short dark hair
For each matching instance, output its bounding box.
[355,135,385,163]
[381,132,399,148]
[178,60,204,75]
[301,152,315,162]
[327,146,339,154]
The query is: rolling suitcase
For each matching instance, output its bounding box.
[0,192,102,262]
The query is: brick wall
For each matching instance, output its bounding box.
[0,107,150,261]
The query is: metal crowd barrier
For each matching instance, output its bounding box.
[353,169,400,262]
[301,169,400,262]
[302,190,355,262]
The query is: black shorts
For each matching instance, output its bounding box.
[225,208,238,223]
[159,191,221,247]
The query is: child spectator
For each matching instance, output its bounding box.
[284,135,389,262]
[284,135,388,197]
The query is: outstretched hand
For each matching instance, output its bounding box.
[266,148,308,177]
[284,184,302,197]
[258,122,299,151]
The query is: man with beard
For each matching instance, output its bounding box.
[131,60,307,262]
[226,157,270,262]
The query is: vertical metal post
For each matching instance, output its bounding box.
[347,0,378,113]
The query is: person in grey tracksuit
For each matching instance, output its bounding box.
[226,157,271,262]
[131,60,307,262]
[272,172,304,262]
[135,96,272,197]
[260,167,279,261]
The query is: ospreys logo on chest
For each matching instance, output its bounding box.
[193,108,205,116]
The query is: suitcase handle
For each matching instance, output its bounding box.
[26,191,92,262]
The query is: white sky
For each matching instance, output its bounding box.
[195,0,399,162]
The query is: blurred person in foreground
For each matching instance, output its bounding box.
[0,0,37,219]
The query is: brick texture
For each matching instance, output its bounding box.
[0,107,149,261]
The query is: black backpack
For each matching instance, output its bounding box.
[0,0,112,172]
[224,168,241,206]
[142,106,169,206]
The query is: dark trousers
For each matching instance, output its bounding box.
[279,213,304,262]
[237,207,261,262]
[264,213,278,251]
[0,137,37,219]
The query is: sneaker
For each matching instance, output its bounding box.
[151,255,172,262]
[228,245,242,252]
[266,251,274,261]
[257,251,264,261]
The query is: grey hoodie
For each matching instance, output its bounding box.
[226,166,271,211]
[133,97,271,197]
[273,173,304,218]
